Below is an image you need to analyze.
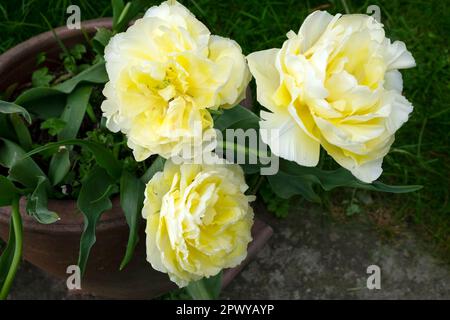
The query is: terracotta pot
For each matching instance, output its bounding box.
[0,19,273,299]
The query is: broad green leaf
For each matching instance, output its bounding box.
[267,159,423,203]
[0,114,16,141]
[0,100,32,124]
[25,139,122,180]
[0,138,47,188]
[26,176,59,224]
[77,166,117,275]
[58,85,92,141]
[215,140,270,175]
[0,138,25,168]
[141,156,165,183]
[186,272,223,300]
[214,105,260,131]
[267,171,321,202]
[53,62,107,94]
[0,176,21,207]
[119,171,145,270]
[9,114,32,151]
[49,147,71,186]
[14,88,66,120]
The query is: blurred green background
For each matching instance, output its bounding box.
[0,0,449,261]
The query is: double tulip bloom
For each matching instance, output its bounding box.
[101,1,415,286]
[248,11,415,183]
[101,1,251,161]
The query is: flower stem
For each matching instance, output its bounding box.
[0,197,23,300]
[249,175,265,196]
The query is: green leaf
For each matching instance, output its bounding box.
[267,159,423,203]
[53,62,107,94]
[31,67,54,87]
[0,100,32,124]
[15,88,66,120]
[40,118,67,136]
[141,156,165,183]
[58,85,92,141]
[92,28,113,55]
[0,114,16,141]
[114,0,154,33]
[119,170,145,270]
[9,114,32,151]
[0,176,21,207]
[112,0,125,30]
[69,44,86,60]
[48,147,71,186]
[26,176,59,224]
[25,139,122,180]
[77,166,116,275]
[214,105,260,131]
[186,272,223,300]
[36,52,46,65]
[0,138,47,188]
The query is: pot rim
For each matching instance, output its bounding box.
[0,18,113,74]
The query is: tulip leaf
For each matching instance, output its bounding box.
[0,176,21,207]
[9,114,32,151]
[26,176,59,224]
[48,147,71,186]
[58,85,92,141]
[13,62,107,120]
[214,105,260,131]
[53,62,108,94]
[141,156,165,183]
[186,272,223,300]
[0,138,47,188]
[77,166,117,276]
[0,101,32,124]
[0,114,16,141]
[267,159,423,203]
[119,170,145,270]
[14,88,66,120]
[25,139,123,180]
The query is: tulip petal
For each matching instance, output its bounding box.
[298,10,334,51]
[384,92,413,134]
[247,49,280,111]
[260,110,320,166]
[384,70,403,92]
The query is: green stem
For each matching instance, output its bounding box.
[0,197,23,300]
[186,280,212,300]
[249,175,265,196]
[216,140,270,161]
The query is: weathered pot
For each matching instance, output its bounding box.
[0,19,273,299]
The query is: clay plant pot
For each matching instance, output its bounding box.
[0,19,273,299]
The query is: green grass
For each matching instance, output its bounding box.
[1,0,449,259]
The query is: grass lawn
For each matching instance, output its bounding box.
[1,0,449,260]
